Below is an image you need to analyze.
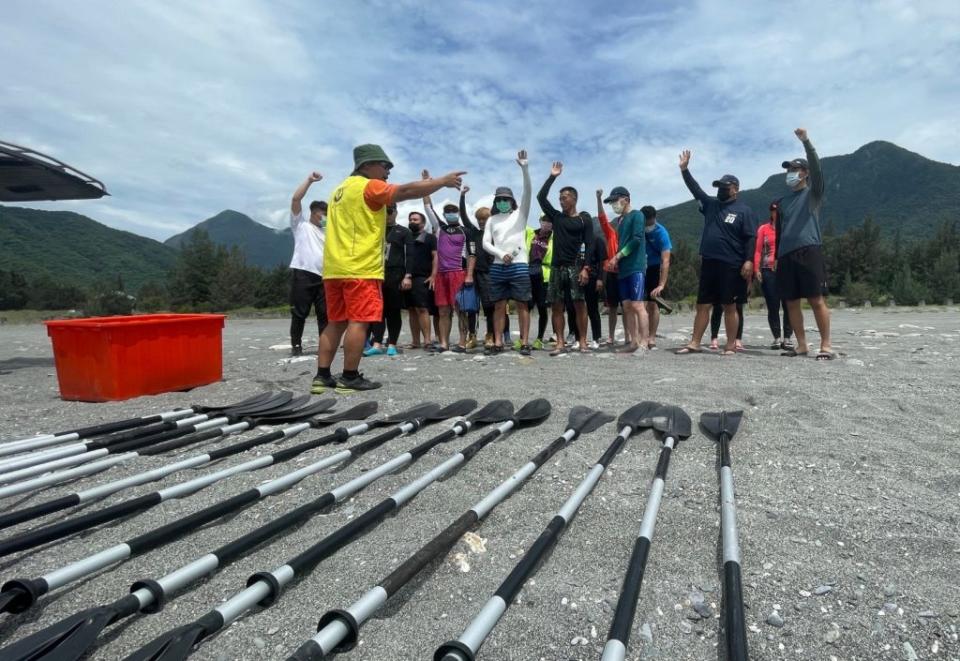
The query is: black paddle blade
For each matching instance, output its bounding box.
[379,402,440,424]
[313,401,378,424]
[617,401,662,433]
[467,400,514,424]
[514,399,552,426]
[193,391,271,413]
[567,406,615,436]
[652,405,693,440]
[0,604,114,661]
[700,411,744,441]
[227,391,295,416]
[253,397,335,423]
[122,621,208,661]
[427,399,477,420]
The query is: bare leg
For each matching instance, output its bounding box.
[493,300,507,347]
[785,299,807,352]
[517,302,531,344]
[646,301,660,346]
[438,305,452,350]
[457,310,468,347]
[683,303,712,350]
[623,302,639,349]
[634,301,650,348]
[318,320,348,370]
[418,308,433,346]
[408,309,421,346]
[808,296,832,353]
[552,301,566,349]
[607,306,618,343]
[341,321,368,371]
[722,303,738,353]
[574,301,588,350]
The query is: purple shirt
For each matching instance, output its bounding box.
[437,225,466,273]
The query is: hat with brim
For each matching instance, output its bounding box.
[711,174,740,188]
[494,186,515,202]
[781,158,808,170]
[603,186,631,203]
[353,144,394,171]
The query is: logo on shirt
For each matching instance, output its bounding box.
[333,188,344,203]
[723,213,737,224]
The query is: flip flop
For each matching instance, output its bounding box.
[720,350,737,356]
[549,347,569,357]
[815,351,837,361]
[674,347,703,355]
[780,349,809,357]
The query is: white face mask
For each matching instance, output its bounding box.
[644,224,656,233]
[611,200,626,215]
[785,171,803,188]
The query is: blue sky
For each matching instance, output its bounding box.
[3,0,959,240]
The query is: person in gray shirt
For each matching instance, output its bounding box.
[775,128,833,360]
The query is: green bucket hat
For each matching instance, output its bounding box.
[352,144,393,171]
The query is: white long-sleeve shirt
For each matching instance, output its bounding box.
[482,164,531,264]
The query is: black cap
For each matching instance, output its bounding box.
[782,158,809,170]
[711,174,740,188]
[494,186,515,201]
[603,186,630,203]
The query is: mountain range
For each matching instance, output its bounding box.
[2,141,957,293]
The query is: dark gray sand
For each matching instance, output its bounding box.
[0,307,957,660]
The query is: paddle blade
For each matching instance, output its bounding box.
[652,405,693,440]
[467,400,514,424]
[700,411,744,441]
[513,399,552,426]
[254,398,336,423]
[122,622,208,661]
[193,391,271,413]
[228,391,294,415]
[428,399,478,420]
[380,402,440,424]
[314,401,378,424]
[617,401,662,433]
[0,605,113,661]
[566,406,614,435]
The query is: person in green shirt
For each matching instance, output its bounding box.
[603,186,649,353]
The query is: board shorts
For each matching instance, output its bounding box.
[548,264,585,304]
[434,270,466,308]
[324,278,382,323]
[697,258,747,306]
[618,271,646,302]
[488,263,532,303]
[405,275,433,309]
[472,270,495,308]
[776,245,827,300]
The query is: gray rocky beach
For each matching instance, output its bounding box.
[0,307,957,660]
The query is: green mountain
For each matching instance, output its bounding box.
[164,209,292,269]
[657,141,960,246]
[0,205,176,292]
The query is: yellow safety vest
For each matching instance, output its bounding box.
[323,175,386,279]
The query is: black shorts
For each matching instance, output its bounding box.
[604,272,621,307]
[777,245,827,300]
[405,275,433,309]
[473,270,496,308]
[644,265,661,299]
[697,258,747,305]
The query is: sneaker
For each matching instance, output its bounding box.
[519,344,532,356]
[565,333,576,344]
[483,332,494,349]
[363,346,385,357]
[512,339,522,351]
[336,372,382,392]
[465,334,478,350]
[532,338,544,350]
[291,345,303,357]
[587,340,600,350]
[387,346,399,357]
[311,374,337,394]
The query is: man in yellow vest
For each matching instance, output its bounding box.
[313,144,465,393]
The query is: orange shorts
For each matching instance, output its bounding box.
[323,278,383,323]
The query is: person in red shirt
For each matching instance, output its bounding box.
[755,201,793,349]
[595,188,626,346]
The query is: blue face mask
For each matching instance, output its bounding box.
[444,212,459,224]
[495,200,512,214]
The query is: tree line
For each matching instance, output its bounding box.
[2,221,957,315]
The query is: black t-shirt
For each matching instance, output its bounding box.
[537,175,594,267]
[385,224,411,271]
[463,222,490,272]
[406,231,437,277]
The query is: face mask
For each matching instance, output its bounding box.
[495,200,512,214]
[409,223,421,233]
[717,188,732,202]
[644,224,656,233]
[786,171,803,188]
[318,215,327,229]
[611,200,625,215]
[443,212,459,224]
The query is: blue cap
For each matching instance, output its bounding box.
[711,174,740,188]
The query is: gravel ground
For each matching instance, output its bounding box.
[0,307,958,660]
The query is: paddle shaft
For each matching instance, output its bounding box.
[720,426,748,661]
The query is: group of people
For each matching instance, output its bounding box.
[287,128,833,393]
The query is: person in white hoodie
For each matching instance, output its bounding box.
[482,149,532,356]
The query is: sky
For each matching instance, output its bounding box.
[3,0,959,241]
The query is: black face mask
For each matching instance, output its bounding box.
[717,188,733,202]
[409,223,422,234]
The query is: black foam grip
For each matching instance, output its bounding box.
[85,420,177,449]
[408,428,456,460]
[60,413,165,439]
[459,429,500,461]
[206,429,284,461]
[654,445,673,481]
[0,494,80,531]
[104,425,200,454]
[140,427,223,456]
[127,489,260,555]
[723,560,749,661]
[606,536,651,644]
[287,499,396,575]
[597,434,628,468]
[380,511,478,597]
[529,436,568,469]
[271,427,348,463]
[0,493,160,557]
[495,516,565,603]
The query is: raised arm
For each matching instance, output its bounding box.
[595,189,618,262]
[291,172,322,218]
[516,150,532,226]
[458,186,478,230]
[420,169,442,233]
[796,128,824,204]
[678,150,710,203]
[537,161,563,217]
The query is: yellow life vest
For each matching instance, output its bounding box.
[323,175,386,279]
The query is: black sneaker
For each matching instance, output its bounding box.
[336,372,382,392]
[310,374,337,394]
[291,344,303,357]
[519,344,532,356]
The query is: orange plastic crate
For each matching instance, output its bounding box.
[45,314,226,402]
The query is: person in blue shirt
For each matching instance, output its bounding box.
[674,150,757,355]
[641,206,672,348]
